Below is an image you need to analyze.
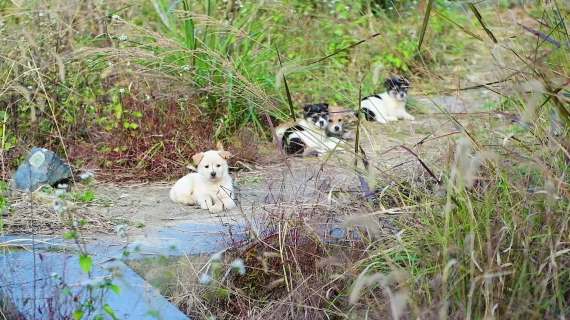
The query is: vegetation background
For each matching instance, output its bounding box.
[0,0,568,319]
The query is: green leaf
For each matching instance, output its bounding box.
[77,190,95,203]
[109,283,121,295]
[103,304,119,320]
[73,310,84,320]
[64,231,78,240]
[79,254,93,273]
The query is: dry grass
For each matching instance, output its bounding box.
[2,190,114,235]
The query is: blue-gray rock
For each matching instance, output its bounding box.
[13,147,72,192]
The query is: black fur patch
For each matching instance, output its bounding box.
[282,125,305,155]
[362,108,376,121]
[362,94,383,101]
[384,76,410,92]
[303,103,329,118]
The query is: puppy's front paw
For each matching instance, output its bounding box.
[209,203,224,214]
[403,113,415,121]
[198,200,210,210]
[222,198,236,210]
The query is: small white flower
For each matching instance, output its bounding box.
[230,258,246,275]
[198,273,212,285]
[119,88,125,94]
[38,12,45,17]
[79,171,95,180]
[111,14,120,21]
[211,251,224,262]
[181,65,190,72]
[118,34,128,41]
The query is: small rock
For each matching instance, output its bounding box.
[13,147,72,192]
[79,171,95,181]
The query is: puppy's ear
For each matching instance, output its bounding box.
[218,150,232,160]
[216,141,225,151]
[384,77,395,90]
[192,152,204,165]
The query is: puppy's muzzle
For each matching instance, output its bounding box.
[334,125,341,132]
[319,120,325,127]
[210,171,217,178]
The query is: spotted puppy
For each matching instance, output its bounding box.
[361,76,414,123]
[276,103,342,156]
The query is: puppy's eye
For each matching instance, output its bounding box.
[339,119,342,122]
[204,165,209,169]
[216,164,221,168]
[328,119,333,123]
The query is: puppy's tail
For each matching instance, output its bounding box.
[359,108,376,121]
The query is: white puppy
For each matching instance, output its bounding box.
[361,76,414,123]
[169,149,235,213]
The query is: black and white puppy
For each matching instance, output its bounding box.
[276,103,342,156]
[360,76,414,123]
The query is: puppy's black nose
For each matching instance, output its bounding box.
[334,126,340,131]
[319,120,325,126]
[210,172,216,178]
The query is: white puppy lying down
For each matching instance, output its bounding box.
[361,76,414,123]
[169,149,236,213]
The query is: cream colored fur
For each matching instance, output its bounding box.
[169,150,235,213]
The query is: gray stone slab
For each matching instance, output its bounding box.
[0,221,247,319]
[0,251,188,319]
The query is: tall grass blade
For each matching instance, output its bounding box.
[433,9,483,42]
[203,0,215,47]
[276,47,296,121]
[518,23,565,48]
[182,0,196,50]
[417,0,434,50]
[307,33,381,66]
[468,3,498,43]
[354,84,371,198]
[151,0,173,32]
